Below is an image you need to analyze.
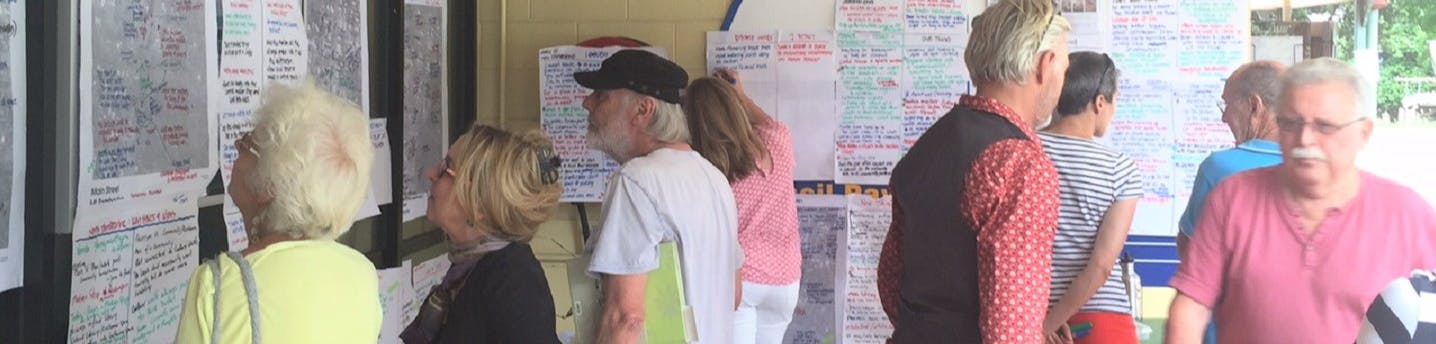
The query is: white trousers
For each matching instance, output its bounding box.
[732,281,800,344]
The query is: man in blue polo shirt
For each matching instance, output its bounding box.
[1175,60,1286,344]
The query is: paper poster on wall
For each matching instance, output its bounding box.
[0,0,24,292]
[409,253,450,322]
[400,0,447,222]
[307,0,370,113]
[1100,78,1178,235]
[77,0,219,215]
[901,33,967,151]
[843,194,894,343]
[378,260,415,344]
[68,196,200,344]
[538,46,666,202]
[1062,0,1111,52]
[835,31,903,185]
[783,195,846,344]
[903,0,967,35]
[219,0,309,251]
[707,30,841,181]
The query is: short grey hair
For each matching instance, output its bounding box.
[247,81,374,240]
[1277,57,1368,117]
[966,0,1071,85]
[1228,60,1285,109]
[646,99,690,144]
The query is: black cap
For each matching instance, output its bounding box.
[573,49,688,104]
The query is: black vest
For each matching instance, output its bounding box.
[888,105,1032,342]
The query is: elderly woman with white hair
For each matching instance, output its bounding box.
[176,82,380,344]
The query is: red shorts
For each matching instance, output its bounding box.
[1067,311,1138,344]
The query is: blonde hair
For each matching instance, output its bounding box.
[448,125,562,241]
[247,81,374,240]
[966,0,1071,85]
[682,77,768,182]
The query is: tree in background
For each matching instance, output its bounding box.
[1255,0,1436,118]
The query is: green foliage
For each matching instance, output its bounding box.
[1268,1,1436,115]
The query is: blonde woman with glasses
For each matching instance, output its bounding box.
[399,124,563,344]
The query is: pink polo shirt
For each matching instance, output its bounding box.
[1171,167,1436,343]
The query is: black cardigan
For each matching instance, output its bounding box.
[431,243,561,344]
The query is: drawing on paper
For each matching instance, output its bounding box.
[89,0,211,180]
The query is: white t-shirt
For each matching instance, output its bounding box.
[586,148,743,344]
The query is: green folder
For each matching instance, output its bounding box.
[644,241,696,343]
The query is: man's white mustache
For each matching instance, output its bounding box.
[1289,147,1328,161]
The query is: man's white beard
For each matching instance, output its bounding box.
[588,121,632,162]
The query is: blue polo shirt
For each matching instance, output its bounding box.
[1178,139,1283,237]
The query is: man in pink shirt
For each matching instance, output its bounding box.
[1166,58,1436,343]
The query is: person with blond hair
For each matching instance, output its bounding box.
[876,0,1071,342]
[176,81,380,343]
[399,125,563,344]
[683,69,800,344]
[577,49,743,344]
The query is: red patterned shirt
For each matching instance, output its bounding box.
[877,95,1061,343]
[732,122,801,285]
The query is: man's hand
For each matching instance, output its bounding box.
[1044,323,1074,344]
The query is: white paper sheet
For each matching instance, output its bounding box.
[400,1,447,222]
[377,260,415,344]
[0,0,25,292]
[371,118,394,205]
[782,195,846,343]
[77,0,219,215]
[842,194,893,343]
[538,46,666,202]
[68,195,200,344]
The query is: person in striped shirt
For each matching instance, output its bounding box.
[1036,51,1143,344]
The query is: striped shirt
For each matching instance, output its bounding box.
[1357,270,1436,344]
[1037,132,1143,314]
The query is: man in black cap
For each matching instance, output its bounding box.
[579,49,743,344]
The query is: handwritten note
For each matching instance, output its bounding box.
[1177,0,1248,78]
[904,0,966,34]
[776,31,840,181]
[709,31,841,181]
[401,2,446,222]
[0,0,26,292]
[843,194,893,343]
[707,31,780,115]
[836,0,904,34]
[783,195,846,344]
[307,0,369,112]
[219,0,310,250]
[263,0,308,83]
[370,119,394,205]
[68,197,200,344]
[408,254,451,322]
[538,46,666,202]
[901,33,966,151]
[1110,0,1180,77]
[378,261,415,344]
[1063,0,1111,52]
[78,0,220,214]
[836,31,903,185]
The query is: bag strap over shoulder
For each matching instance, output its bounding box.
[207,252,263,344]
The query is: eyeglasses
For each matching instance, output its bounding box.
[1089,53,1113,103]
[236,131,260,157]
[1215,101,1227,114]
[1032,1,1061,57]
[1274,116,1367,135]
[439,157,457,178]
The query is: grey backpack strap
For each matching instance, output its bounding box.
[223,251,263,344]
[208,258,223,344]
